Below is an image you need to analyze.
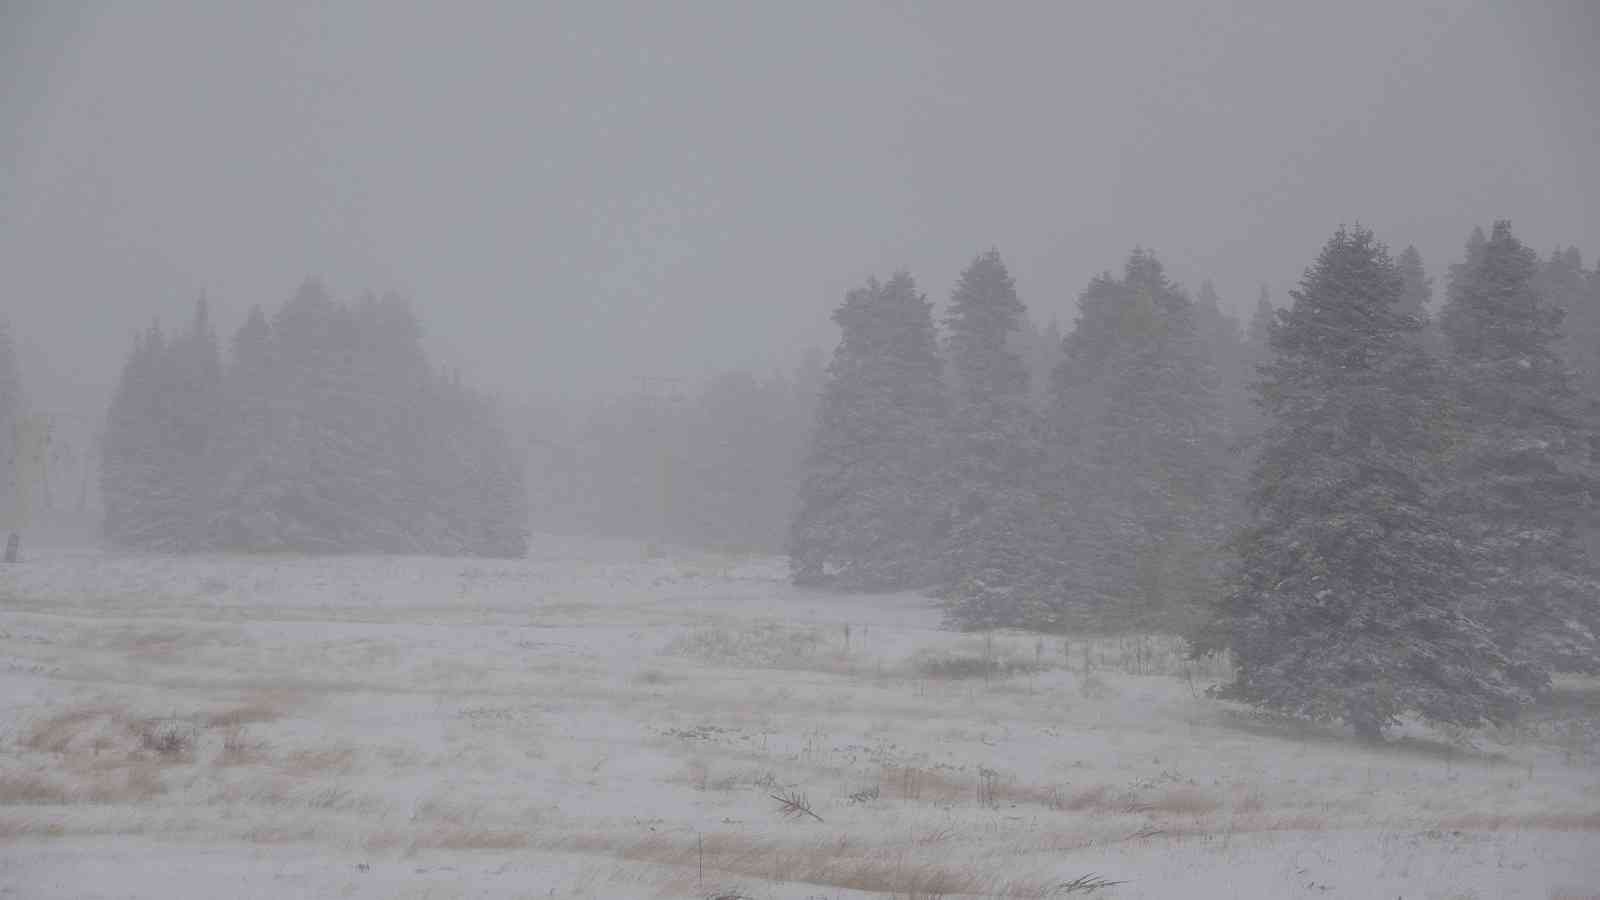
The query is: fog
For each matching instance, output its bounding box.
[5,5,1600,894]
[5,0,1595,418]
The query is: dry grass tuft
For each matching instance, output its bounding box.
[134,718,196,761]
[279,746,356,775]
[219,726,270,766]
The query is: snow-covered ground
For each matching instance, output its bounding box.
[0,537,1595,898]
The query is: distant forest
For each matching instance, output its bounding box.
[524,221,1600,736]
[96,281,527,557]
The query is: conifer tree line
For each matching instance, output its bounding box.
[0,316,26,537]
[100,280,528,557]
[793,223,1600,736]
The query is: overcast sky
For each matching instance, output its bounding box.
[4,0,1597,417]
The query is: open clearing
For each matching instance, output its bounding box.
[0,537,1596,898]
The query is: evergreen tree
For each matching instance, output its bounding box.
[208,305,287,549]
[102,324,182,549]
[1439,221,1600,675]
[1194,280,1250,436]
[1536,247,1595,399]
[1446,227,1489,301]
[790,272,946,590]
[0,317,24,537]
[1245,285,1274,356]
[105,283,528,558]
[1194,226,1538,739]
[1396,245,1433,324]
[1043,250,1228,630]
[939,250,1052,628]
[1234,286,1277,443]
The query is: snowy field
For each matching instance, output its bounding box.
[0,537,1596,899]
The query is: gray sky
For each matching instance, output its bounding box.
[4,0,1597,416]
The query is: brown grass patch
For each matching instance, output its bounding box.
[1149,787,1221,816]
[80,766,166,804]
[0,773,71,805]
[1053,784,1114,812]
[21,706,123,755]
[206,701,285,729]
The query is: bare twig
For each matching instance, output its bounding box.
[1054,873,1128,894]
[769,790,824,822]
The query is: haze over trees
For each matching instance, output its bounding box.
[0,316,25,541]
[768,220,1598,738]
[101,283,528,557]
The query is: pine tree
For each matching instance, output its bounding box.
[1536,247,1595,399]
[0,317,24,538]
[170,298,224,547]
[1439,221,1600,675]
[1245,286,1274,356]
[1230,286,1278,449]
[130,282,531,558]
[99,301,223,551]
[208,305,286,549]
[939,250,1053,628]
[102,324,183,549]
[1194,225,1539,739]
[790,272,947,590]
[1194,280,1251,438]
[1044,250,1228,630]
[1396,245,1433,324]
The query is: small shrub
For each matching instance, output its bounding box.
[137,719,195,760]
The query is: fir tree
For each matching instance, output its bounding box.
[1044,250,1228,630]
[102,323,184,549]
[1536,247,1595,399]
[1439,221,1600,675]
[1233,286,1277,446]
[939,250,1052,628]
[0,317,24,538]
[1396,245,1433,324]
[1195,226,1539,739]
[790,272,946,590]
[208,305,286,550]
[1194,280,1251,438]
[106,283,528,558]
[1245,285,1274,356]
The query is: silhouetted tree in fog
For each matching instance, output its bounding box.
[101,300,222,550]
[102,282,527,557]
[790,272,946,589]
[1043,250,1229,630]
[1438,221,1600,675]
[0,317,24,541]
[939,250,1054,628]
